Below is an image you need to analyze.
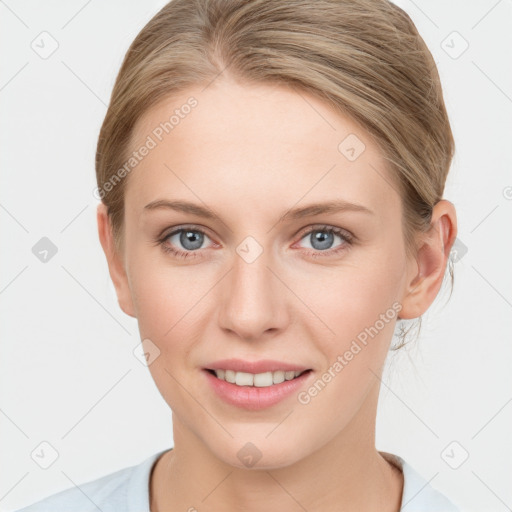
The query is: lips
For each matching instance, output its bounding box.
[203,365,314,410]
[207,368,310,387]
[204,358,311,374]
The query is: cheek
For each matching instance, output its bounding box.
[127,241,210,337]
[297,252,404,339]
[291,243,405,383]
[292,268,402,435]
[126,250,222,397]
[128,259,210,407]
[130,273,178,341]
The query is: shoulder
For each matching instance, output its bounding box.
[14,450,167,512]
[380,451,462,512]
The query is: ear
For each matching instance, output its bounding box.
[399,199,457,319]
[96,203,136,318]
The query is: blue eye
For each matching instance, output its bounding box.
[156,224,353,260]
[169,229,207,251]
[296,226,353,257]
[158,227,212,259]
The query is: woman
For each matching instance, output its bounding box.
[17,0,460,510]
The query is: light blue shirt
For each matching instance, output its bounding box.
[15,450,461,511]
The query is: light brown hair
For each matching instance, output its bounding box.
[95,0,455,348]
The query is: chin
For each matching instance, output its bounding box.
[209,437,308,471]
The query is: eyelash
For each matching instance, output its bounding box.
[155,224,354,260]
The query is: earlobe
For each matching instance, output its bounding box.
[96,203,136,318]
[399,200,457,320]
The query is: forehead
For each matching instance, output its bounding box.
[126,79,400,219]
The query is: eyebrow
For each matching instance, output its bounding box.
[143,199,374,222]
[144,199,217,219]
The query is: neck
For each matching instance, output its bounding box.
[150,383,403,512]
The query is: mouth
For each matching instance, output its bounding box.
[202,365,314,410]
[204,368,313,388]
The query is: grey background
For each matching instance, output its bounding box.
[1,1,511,510]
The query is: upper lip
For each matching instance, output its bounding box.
[204,358,311,374]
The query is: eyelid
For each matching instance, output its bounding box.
[159,223,214,240]
[157,223,355,258]
[295,223,354,242]
[160,223,353,243]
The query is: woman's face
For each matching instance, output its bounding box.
[114,79,418,468]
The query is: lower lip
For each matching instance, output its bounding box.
[203,369,313,410]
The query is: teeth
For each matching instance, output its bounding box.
[212,369,306,387]
[236,371,254,386]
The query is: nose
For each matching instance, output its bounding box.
[217,246,289,341]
